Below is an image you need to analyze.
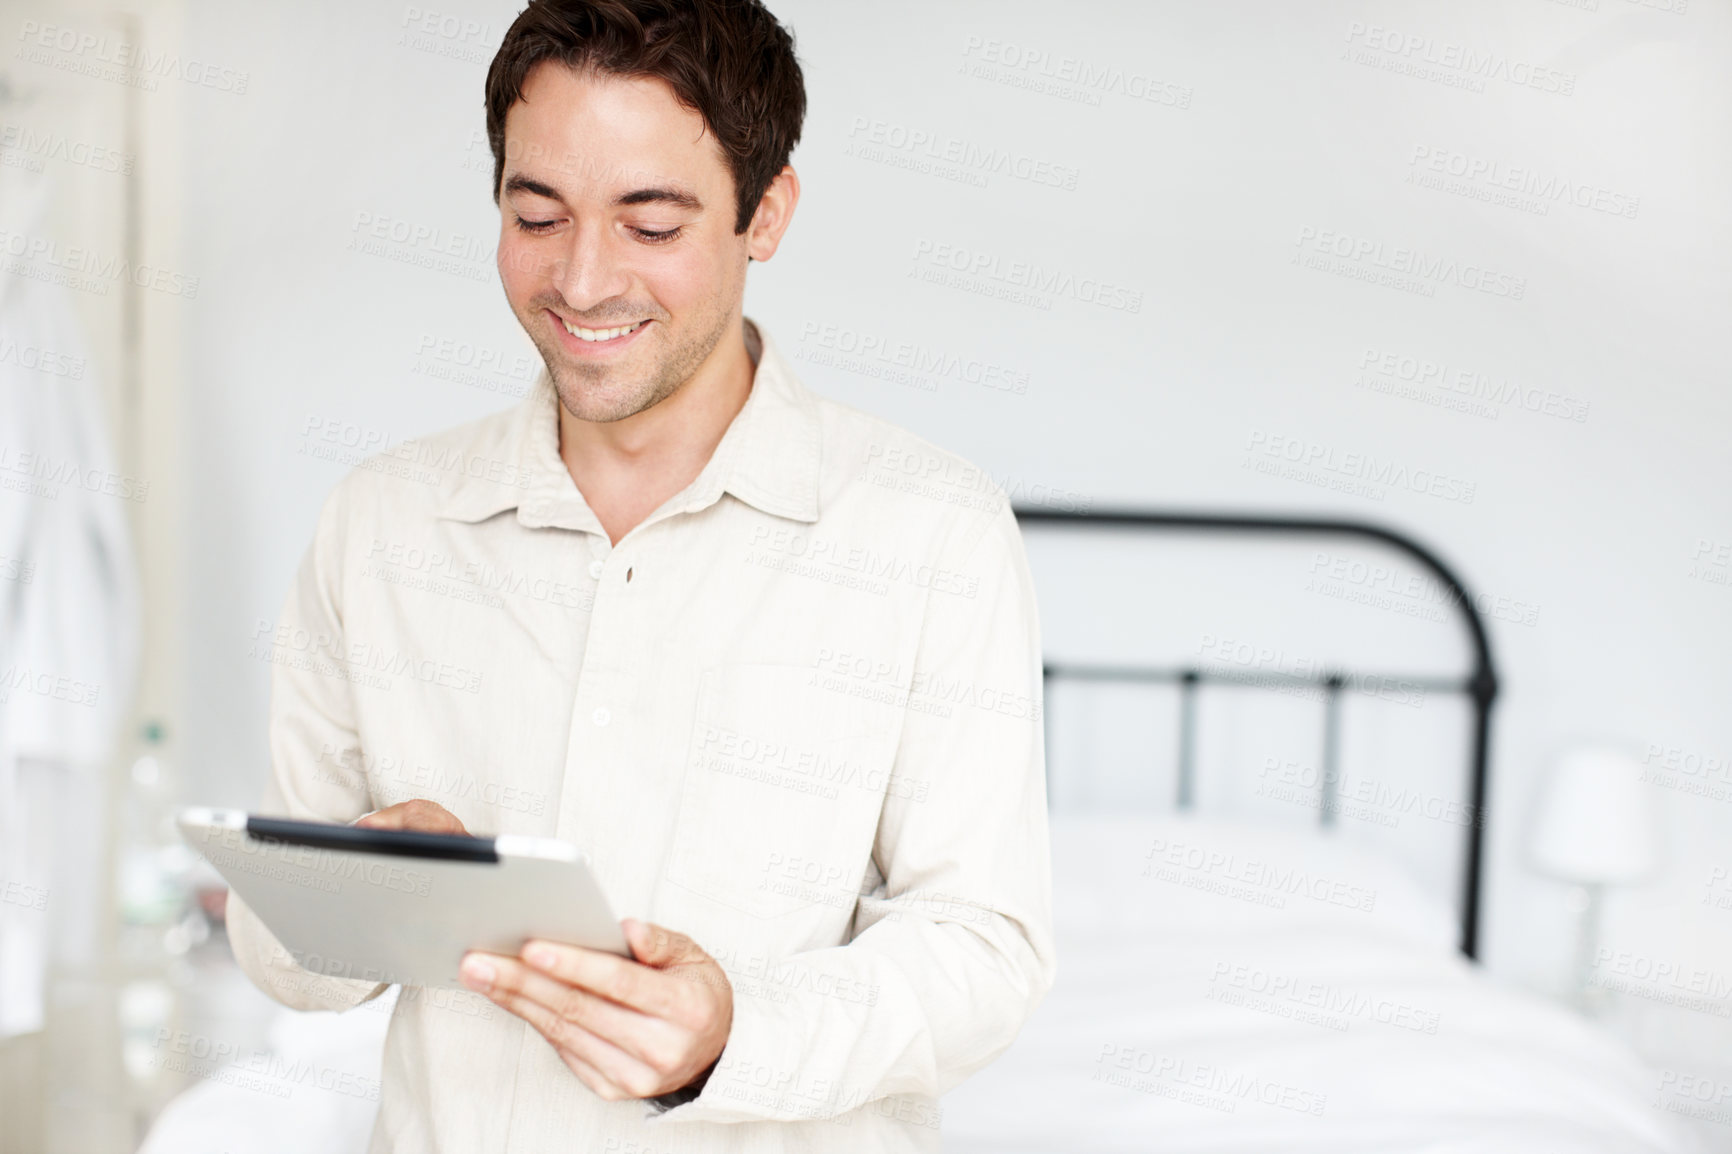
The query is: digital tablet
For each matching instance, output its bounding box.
[177,808,630,990]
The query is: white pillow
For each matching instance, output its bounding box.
[1048,810,1460,953]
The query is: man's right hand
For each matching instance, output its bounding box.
[354,799,470,836]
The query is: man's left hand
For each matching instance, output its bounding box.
[459,919,733,1101]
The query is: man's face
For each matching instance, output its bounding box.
[496,65,748,423]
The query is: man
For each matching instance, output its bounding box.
[226,0,1055,1149]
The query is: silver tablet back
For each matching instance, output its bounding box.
[179,808,630,990]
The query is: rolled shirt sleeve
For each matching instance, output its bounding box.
[225,477,389,1013]
[658,500,1057,1127]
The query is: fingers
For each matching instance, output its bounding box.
[354,799,469,835]
[481,957,677,1069]
[497,984,664,1098]
[516,937,686,1021]
[462,952,671,1099]
[556,1047,626,1103]
[458,929,732,1102]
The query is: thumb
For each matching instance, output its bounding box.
[622,918,695,968]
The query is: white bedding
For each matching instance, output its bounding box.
[940,812,1704,1154]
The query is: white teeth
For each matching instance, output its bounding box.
[562,319,645,342]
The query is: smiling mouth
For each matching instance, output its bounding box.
[558,316,648,343]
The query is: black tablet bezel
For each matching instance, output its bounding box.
[244,815,500,863]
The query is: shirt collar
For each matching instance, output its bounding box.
[434,318,821,530]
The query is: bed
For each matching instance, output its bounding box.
[140,507,1703,1153]
[942,507,1701,1153]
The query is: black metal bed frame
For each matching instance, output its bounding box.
[1011,507,1500,960]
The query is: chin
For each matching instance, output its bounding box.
[549,374,666,424]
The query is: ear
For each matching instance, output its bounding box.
[744,165,800,262]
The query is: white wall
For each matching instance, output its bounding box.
[176,0,1731,1022]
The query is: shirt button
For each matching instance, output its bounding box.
[591,707,611,727]
[588,560,604,580]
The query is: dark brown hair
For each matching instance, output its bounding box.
[484,0,806,234]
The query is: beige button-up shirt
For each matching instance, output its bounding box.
[225,319,1055,1152]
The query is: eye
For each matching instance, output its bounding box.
[514,215,558,234]
[630,226,683,244]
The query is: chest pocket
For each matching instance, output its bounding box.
[664,663,897,920]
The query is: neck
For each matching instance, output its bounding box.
[557,316,757,545]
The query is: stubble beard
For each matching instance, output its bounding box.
[529,299,733,424]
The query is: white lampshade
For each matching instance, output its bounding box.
[1530,746,1659,884]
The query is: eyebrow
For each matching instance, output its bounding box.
[502,173,703,213]
[615,187,703,212]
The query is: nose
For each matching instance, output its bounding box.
[544,219,633,315]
